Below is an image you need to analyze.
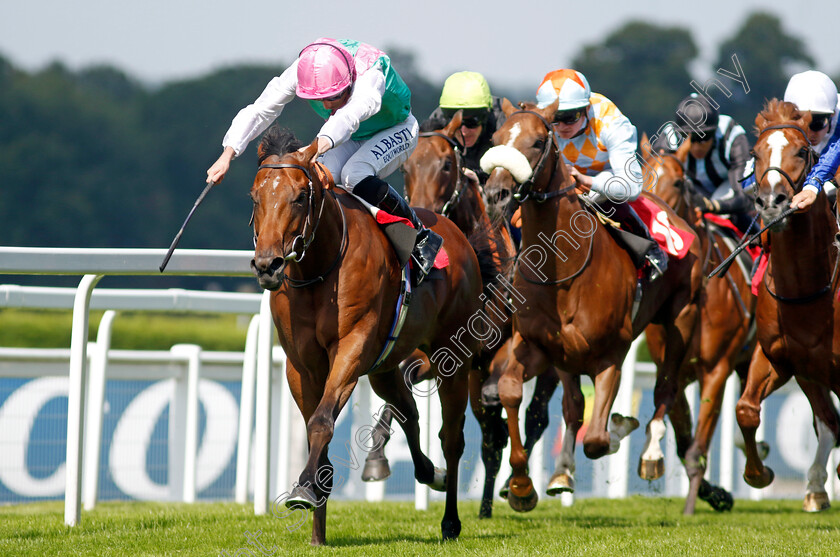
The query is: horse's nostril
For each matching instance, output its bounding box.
[774,194,788,206]
[755,197,766,208]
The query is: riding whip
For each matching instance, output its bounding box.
[159,180,216,272]
[706,206,796,279]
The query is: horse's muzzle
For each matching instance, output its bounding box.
[251,255,286,290]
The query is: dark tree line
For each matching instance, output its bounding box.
[0,11,827,261]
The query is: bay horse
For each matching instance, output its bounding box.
[639,134,757,513]
[249,126,485,544]
[735,99,840,512]
[397,111,584,516]
[480,99,702,512]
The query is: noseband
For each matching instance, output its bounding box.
[508,110,575,203]
[417,131,465,217]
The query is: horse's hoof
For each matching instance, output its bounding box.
[743,466,774,489]
[498,483,509,499]
[478,499,493,519]
[803,492,830,513]
[426,467,447,492]
[285,484,318,510]
[611,412,640,433]
[481,381,501,407]
[698,481,734,512]
[546,472,575,496]
[638,457,665,480]
[441,518,461,541]
[757,441,770,461]
[361,458,391,482]
[507,479,539,512]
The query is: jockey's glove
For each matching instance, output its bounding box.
[691,192,720,213]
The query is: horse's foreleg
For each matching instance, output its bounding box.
[437,371,469,540]
[583,363,622,459]
[736,346,788,490]
[547,371,582,496]
[498,333,549,512]
[798,378,839,512]
[684,363,735,514]
[367,365,441,488]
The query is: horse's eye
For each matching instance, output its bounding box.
[292,191,307,205]
[249,191,259,204]
[797,147,810,159]
[533,138,545,150]
[442,159,452,172]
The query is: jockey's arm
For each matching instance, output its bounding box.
[222,62,298,158]
[588,119,642,202]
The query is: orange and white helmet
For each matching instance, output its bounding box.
[536,69,591,110]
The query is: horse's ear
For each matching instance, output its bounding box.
[301,138,320,165]
[501,98,518,116]
[444,110,463,137]
[540,99,559,122]
[639,132,653,161]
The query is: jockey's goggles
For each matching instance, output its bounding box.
[689,131,714,143]
[809,113,831,132]
[553,108,585,125]
[461,116,485,129]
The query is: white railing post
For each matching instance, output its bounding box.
[83,310,117,510]
[719,372,740,492]
[254,290,274,515]
[235,314,261,504]
[170,344,202,503]
[272,345,289,501]
[608,335,643,498]
[64,273,103,527]
[415,387,431,511]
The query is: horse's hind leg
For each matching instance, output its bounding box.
[736,346,789,490]
[547,371,583,497]
[362,351,430,482]
[797,377,840,512]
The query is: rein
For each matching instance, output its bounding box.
[254,162,348,288]
[418,131,465,218]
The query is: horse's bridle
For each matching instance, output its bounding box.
[253,161,347,288]
[417,131,466,218]
[753,124,816,195]
[508,110,576,202]
[503,109,594,285]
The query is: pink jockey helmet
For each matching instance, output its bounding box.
[296,38,356,99]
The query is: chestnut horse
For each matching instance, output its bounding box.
[480,100,702,512]
[249,126,485,544]
[399,111,584,516]
[639,135,758,513]
[735,99,840,512]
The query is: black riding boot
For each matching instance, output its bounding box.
[353,176,444,285]
[609,201,669,281]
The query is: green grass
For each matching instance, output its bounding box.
[1,497,837,556]
[0,309,251,351]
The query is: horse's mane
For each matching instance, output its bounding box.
[755,98,808,135]
[257,125,305,164]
